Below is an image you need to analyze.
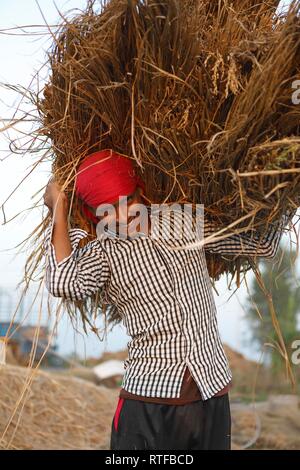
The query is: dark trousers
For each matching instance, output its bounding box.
[110,394,231,450]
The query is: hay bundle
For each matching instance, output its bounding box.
[0,364,118,450]
[40,0,300,228]
[2,0,300,326]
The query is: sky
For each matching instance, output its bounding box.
[0,0,297,362]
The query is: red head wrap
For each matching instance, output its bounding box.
[75,149,145,224]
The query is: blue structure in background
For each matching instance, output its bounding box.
[0,321,63,367]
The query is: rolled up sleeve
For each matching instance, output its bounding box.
[43,225,110,300]
[204,212,294,258]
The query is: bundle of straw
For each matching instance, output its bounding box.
[1,0,300,328]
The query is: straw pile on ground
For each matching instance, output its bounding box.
[231,396,300,450]
[1,354,299,450]
[0,364,118,450]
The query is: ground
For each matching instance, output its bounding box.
[0,345,299,450]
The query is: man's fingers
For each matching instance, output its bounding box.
[46,176,56,188]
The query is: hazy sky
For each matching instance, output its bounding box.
[0,0,297,362]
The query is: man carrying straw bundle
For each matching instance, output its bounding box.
[43,149,291,450]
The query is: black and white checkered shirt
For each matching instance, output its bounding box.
[44,209,289,400]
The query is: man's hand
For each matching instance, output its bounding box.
[43,178,68,215]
